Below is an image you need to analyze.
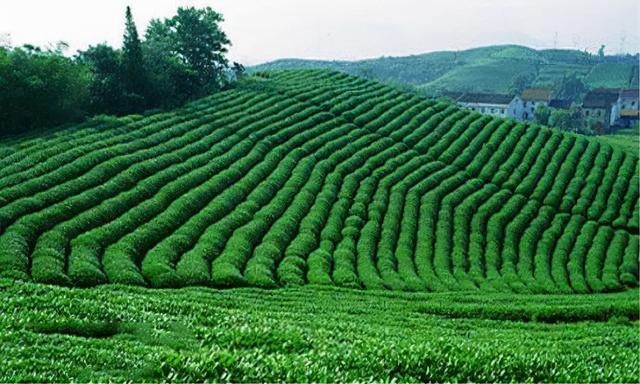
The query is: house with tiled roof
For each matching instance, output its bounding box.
[452,92,522,119]
[582,88,619,134]
[520,88,554,120]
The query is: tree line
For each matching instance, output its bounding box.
[0,6,243,136]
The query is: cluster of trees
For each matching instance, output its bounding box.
[0,6,242,136]
[534,104,587,134]
[0,44,90,135]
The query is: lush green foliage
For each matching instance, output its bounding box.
[0,45,89,135]
[0,69,637,294]
[0,6,232,136]
[0,280,638,382]
[79,6,232,115]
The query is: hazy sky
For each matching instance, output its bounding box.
[1,0,638,65]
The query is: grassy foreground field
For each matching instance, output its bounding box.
[1,280,638,382]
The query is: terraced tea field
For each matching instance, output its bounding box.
[1,68,639,382]
[0,69,637,293]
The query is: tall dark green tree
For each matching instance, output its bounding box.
[122,6,147,110]
[76,44,125,115]
[171,7,230,90]
[145,6,231,102]
[143,19,200,106]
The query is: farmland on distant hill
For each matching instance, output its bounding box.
[252,45,639,94]
[535,63,592,86]
[420,59,538,93]
[585,63,638,88]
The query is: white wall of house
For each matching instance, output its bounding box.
[613,94,639,126]
[509,96,525,120]
[458,96,523,120]
[619,96,639,111]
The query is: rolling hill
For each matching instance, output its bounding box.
[0,68,637,293]
[251,45,639,94]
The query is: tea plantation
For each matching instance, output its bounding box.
[0,69,636,292]
[0,281,638,382]
[0,69,638,382]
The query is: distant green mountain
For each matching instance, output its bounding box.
[251,45,639,95]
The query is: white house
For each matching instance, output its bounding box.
[446,92,522,119]
[612,89,639,128]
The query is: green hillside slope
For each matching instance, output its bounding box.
[421,58,538,93]
[251,45,639,93]
[0,69,637,293]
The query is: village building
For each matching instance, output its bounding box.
[520,88,554,120]
[445,92,522,119]
[613,89,639,128]
[582,88,619,134]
